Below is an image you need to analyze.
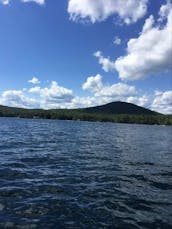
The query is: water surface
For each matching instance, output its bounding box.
[0,118,172,228]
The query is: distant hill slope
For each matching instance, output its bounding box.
[0,101,158,115]
[81,101,158,115]
[1,102,172,126]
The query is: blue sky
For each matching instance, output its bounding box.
[0,0,172,113]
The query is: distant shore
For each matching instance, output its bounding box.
[0,113,172,126]
[1,102,172,126]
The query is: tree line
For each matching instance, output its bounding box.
[0,105,172,125]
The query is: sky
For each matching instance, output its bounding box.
[0,0,172,114]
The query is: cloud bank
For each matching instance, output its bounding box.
[1,76,171,114]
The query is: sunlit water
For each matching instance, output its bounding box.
[0,118,172,228]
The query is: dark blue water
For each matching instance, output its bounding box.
[0,118,172,229]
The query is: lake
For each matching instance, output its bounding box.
[0,118,172,228]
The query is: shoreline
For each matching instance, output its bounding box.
[0,114,172,126]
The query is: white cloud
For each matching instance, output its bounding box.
[0,76,138,110]
[113,36,121,45]
[40,81,73,103]
[0,81,74,109]
[81,74,172,114]
[159,0,171,21]
[29,81,74,109]
[21,0,45,5]
[68,0,148,24]
[115,2,172,80]
[82,74,103,92]
[78,81,150,110]
[0,90,38,108]
[28,77,40,84]
[0,0,9,4]
[28,86,41,93]
[94,51,115,72]
[70,96,100,108]
[0,78,171,114]
[95,82,136,98]
[94,2,172,81]
[0,0,45,5]
[127,95,149,107]
[142,15,154,33]
[151,90,172,114]
[1,88,171,114]
[82,74,136,100]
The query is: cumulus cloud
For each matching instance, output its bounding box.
[68,0,148,24]
[142,15,154,33]
[28,77,40,84]
[0,81,74,109]
[81,74,172,113]
[0,0,9,4]
[113,36,121,45]
[94,51,115,72]
[0,78,171,114]
[28,86,41,93]
[82,74,103,92]
[40,81,74,104]
[0,90,38,108]
[70,95,124,109]
[115,1,172,80]
[0,0,45,4]
[82,74,136,100]
[159,0,171,21]
[21,0,45,5]
[127,95,149,107]
[81,75,152,110]
[69,96,100,109]
[95,82,136,98]
[94,2,172,81]
[29,81,74,108]
[151,90,172,114]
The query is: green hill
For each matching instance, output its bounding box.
[81,101,158,115]
[0,102,171,125]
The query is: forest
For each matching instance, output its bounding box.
[0,102,172,125]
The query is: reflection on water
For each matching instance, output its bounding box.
[0,118,172,228]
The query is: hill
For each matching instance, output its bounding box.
[81,101,158,115]
[0,102,172,125]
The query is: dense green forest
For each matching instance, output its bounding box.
[0,102,172,125]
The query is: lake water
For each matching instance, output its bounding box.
[0,118,172,228]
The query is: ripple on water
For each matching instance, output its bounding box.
[0,118,172,228]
